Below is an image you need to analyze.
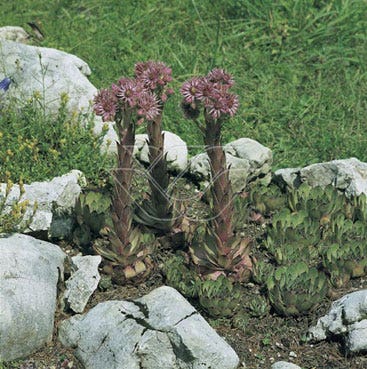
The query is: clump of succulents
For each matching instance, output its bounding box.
[180,69,252,282]
[347,192,367,222]
[198,275,245,317]
[320,241,367,288]
[263,208,320,266]
[232,192,252,231]
[287,184,346,222]
[163,254,201,298]
[93,227,154,282]
[164,254,245,318]
[252,260,275,285]
[266,262,328,316]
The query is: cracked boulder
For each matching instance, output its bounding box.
[274,158,367,196]
[62,255,102,313]
[189,138,272,193]
[307,290,367,354]
[0,169,86,239]
[0,234,65,361]
[58,286,240,369]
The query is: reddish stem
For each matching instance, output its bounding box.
[112,112,135,249]
[203,115,234,248]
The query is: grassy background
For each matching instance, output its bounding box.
[1,0,366,170]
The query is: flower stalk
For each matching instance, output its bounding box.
[180,69,252,281]
[133,61,175,232]
[93,72,162,281]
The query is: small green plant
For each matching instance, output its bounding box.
[266,262,328,316]
[320,241,367,288]
[198,275,244,317]
[163,254,201,298]
[73,189,113,247]
[246,295,270,318]
[248,183,287,216]
[0,178,37,234]
[164,254,245,318]
[252,260,275,286]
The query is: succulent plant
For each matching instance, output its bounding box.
[133,61,176,233]
[248,183,287,216]
[180,69,253,282]
[93,226,154,283]
[266,262,328,316]
[189,225,253,282]
[252,260,275,285]
[320,241,367,287]
[73,189,112,247]
[231,311,249,332]
[266,208,314,247]
[163,254,201,298]
[246,294,270,318]
[164,255,247,318]
[324,212,367,242]
[271,240,319,267]
[198,275,245,317]
[232,192,252,231]
[347,192,367,222]
[93,64,171,283]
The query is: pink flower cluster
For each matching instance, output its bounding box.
[93,61,173,123]
[180,68,239,120]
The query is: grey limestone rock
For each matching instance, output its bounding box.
[0,234,65,361]
[274,158,367,197]
[307,289,367,354]
[189,137,272,193]
[0,26,29,43]
[134,131,188,173]
[0,170,86,239]
[59,286,240,369]
[63,255,102,313]
[271,362,302,369]
[0,39,118,152]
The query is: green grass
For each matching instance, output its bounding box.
[0,0,366,170]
